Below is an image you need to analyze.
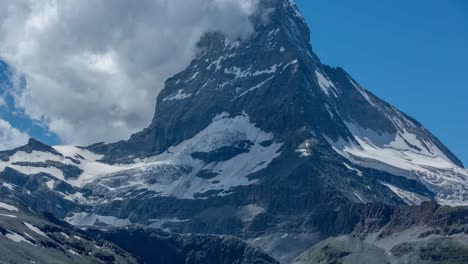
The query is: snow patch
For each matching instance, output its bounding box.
[207,55,226,71]
[84,112,283,200]
[343,163,363,176]
[286,0,306,22]
[224,66,252,79]
[325,121,468,206]
[281,59,299,74]
[186,72,199,82]
[295,139,317,157]
[349,78,376,106]
[0,202,18,212]
[61,192,86,203]
[65,212,131,227]
[236,204,265,223]
[252,64,278,76]
[5,232,34,245]
[162,89,191,101]
[46,180,55,190]
[148,218,188,230]
[268,28,280,37]
[0,150,67,180]
[380,182,430,205]
[23,222,49,238]
[354,191,366,203]
[1,114,283,202]
[0,214,16,218]
[1,182,15,190]
[54,145,103,161]
[231,76,275,101]
[68,249,80,256]
[316,70,338,97]
[53,146,142,187]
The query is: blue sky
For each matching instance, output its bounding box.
[0,61,60,146]
[296,0,468,166]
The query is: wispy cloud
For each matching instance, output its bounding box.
[0,0,260,145]
[0,118,29,150]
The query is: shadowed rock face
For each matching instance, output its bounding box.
[0,198,138,264]
[1,195,277,264]
[84,0,466,205]
[92,228,279,264]
[89,0,322,160]
[293,235,468,264]
[293,202,468,264]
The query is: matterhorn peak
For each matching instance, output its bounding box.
[0,1,466,263]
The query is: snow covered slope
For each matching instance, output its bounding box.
[0,0,464,222]
[74,112,282,200]
[0,197,138,263]
[321,66,468,206]
[0,113,282,203]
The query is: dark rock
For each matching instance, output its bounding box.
[93,228,279,264]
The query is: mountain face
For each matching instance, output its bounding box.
[89,0,466,205]
[292,202,468,264]
[0,0,467,263]
[0,195,138,263]
[0,195,275,264]
[91,228,279,264]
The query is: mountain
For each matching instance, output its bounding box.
[0,192,138,263]
[292,201,468,264]
[91,228,279,264]
[0,0,467,263]
[0,194,275,264]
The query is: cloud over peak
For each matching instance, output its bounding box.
[0,118,29,150]
[0,0,260,145]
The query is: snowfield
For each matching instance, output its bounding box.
[0,112,283,202]
[326,89,468,206]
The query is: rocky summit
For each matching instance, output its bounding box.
[1,0,467,263]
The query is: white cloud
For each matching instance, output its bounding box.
[0,119,29,150]
[0,0,260,145]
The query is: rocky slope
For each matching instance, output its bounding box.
[293,202,468,264]
[0,195,138,263]
[0,0,467,263]
[0,192,277,264]
[293,235,468,264]
[92,228,279,264]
